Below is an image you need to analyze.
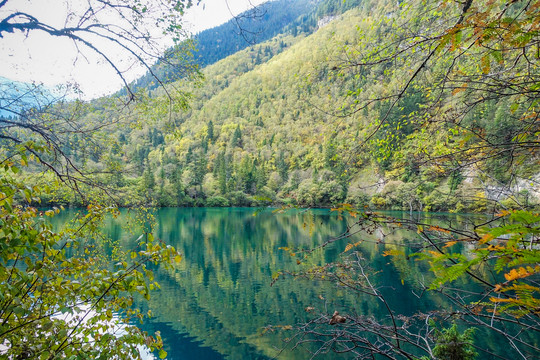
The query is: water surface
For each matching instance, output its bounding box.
[61,208,526,359]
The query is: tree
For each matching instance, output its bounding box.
[0,0,201,195]
[276,150,288,182]
[277,0,540,358]
[213,151,228,195]
[0,0,197,358]
[0,0,199,100]
[230,125,243,148]
[430,323,477,360]
[189,150,207,193]
[0,160,181,359]
[169,156,185,205]
[207,120,214,143]
[238,155,256,194]
[142,159,156,192]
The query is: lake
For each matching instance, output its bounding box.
[56,207,531,359]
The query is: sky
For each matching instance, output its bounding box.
[0,0,268,99]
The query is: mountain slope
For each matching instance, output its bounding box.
[26,0,539,211]
[132,0,320,91]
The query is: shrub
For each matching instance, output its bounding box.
[206,196,230,207]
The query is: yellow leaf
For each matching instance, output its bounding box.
[487,244,505,251]
[443,241,457,248]
[174,255,182,264]
[427,250,443,258]
[383,249,403,257]
[452,85,467,95]
[496,210,511,217]
[504,267,536,281]
[480,233,494,244]
[428,226,450,233]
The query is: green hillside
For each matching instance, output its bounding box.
[16,0,539,212]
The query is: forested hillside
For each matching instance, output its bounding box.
[13,0,540,212]
[132,0,363,91]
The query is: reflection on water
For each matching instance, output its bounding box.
[130,207,352,360]
[58,208,514,359]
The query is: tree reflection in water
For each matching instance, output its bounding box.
[54,208,518,359]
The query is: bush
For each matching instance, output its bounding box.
[319,180,345,205]
[228,191,252,206]
[432,323,477,360]
[296,179,318,206]
[346,191,370,208]
[296,179,345,206]
[371,196,387,208]
[206,196,230,207]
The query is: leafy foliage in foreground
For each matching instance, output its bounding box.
[0,145,181,359]
[425,323,477,360]
[272,205,539,359]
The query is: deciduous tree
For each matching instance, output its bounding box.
[278,0,540,358]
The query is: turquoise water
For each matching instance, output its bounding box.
[55,208,533,359]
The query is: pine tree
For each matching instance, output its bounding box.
[230,125,243,148]
[276,151,288,182]
[207,120,214,143]
[142,159,156,197]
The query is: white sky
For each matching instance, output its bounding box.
[0,0,268,99]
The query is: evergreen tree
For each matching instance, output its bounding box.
[215,151,228,195]
[238,156,256,194]
[142,159,156,191]
[170,157,185,205]
[159,165,166,201]
[276,151,288,182]
[190,151,207,192]
[430,324,477,360]
[207,120,214,143]
[255,160,267,192]
[230,125,243,148]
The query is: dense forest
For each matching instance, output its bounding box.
[9,0,536,213]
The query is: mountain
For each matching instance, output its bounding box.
[0,77,35,119]
[20,0,539,212]
[132,0,365,91]
[132,0,320,91]
[192,0,362,68]
[193,0,317,67]
[0,77,64,119]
